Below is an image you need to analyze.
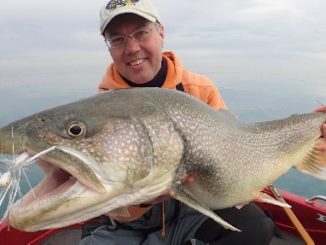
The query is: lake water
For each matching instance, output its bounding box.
[0,64,325,217]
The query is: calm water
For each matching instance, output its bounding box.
[0,69,325,217]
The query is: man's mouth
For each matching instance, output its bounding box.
[128,58,146,66]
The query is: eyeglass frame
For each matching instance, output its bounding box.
[104,23,160,49]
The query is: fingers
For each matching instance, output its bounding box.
[314,105,326,112]
[319,123,326,152]
[322,122,326,138]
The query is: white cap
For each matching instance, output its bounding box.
[100,0,162,35]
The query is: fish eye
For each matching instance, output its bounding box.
[67,122,86,138]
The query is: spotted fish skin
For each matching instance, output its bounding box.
[0,88,325,232]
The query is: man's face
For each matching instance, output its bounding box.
[104,14,164,84]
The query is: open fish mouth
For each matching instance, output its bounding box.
[6,146,106,230]
[9,155,87,215]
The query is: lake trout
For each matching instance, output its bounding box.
[0,88,325,232]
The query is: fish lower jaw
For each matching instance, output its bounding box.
[8,169,87,230]
[9,182,87,231]
[12,178,77,209]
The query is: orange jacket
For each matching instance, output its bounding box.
[98,51,226,110]
[98,51,226,222]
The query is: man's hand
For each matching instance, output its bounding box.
[314,105,326,151]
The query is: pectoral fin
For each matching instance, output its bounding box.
[170,183,240,232]
[296,138,326,180]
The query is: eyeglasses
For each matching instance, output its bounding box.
[105,25,156,49]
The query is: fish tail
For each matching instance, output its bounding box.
[295,138,326,180]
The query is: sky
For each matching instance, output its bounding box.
[0,0,326,94]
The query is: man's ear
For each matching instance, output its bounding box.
[159,24,165,39]
[159,24,165,48]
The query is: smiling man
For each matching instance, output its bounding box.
[97,0,226,109]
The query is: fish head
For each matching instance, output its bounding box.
[0,95,116,192]
[0,91,184,231]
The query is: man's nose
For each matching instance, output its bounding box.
[124,37,141,53]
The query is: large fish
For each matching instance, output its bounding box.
[0,88,325,232]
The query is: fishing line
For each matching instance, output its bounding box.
[0,141,57,226]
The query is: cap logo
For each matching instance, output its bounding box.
[106,0,141,12]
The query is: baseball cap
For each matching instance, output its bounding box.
[100,0,162,35]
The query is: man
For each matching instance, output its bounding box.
[97,3,225,110]
[80,0,326,244]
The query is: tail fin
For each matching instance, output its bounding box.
[295,138,326,180]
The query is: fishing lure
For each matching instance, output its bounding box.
[0,127,56,227]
